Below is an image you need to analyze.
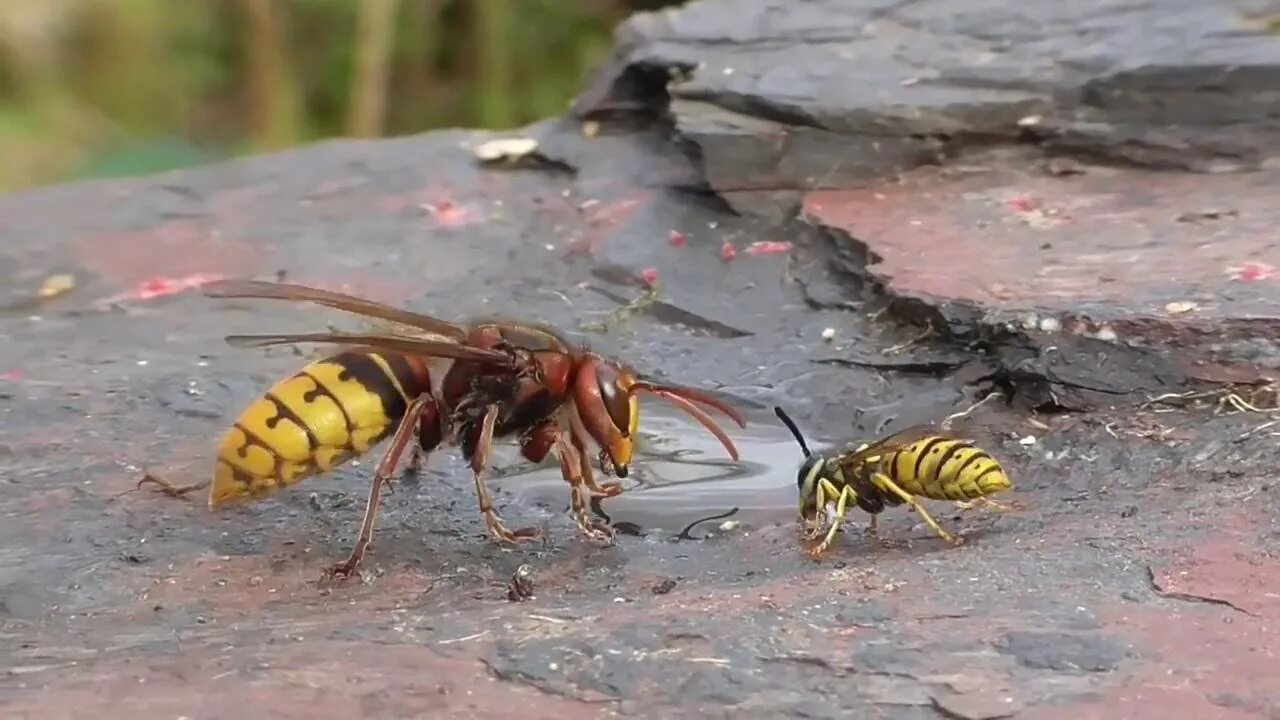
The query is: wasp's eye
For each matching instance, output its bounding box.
[595,363,631,435]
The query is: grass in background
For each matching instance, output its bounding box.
[0,0,680,193]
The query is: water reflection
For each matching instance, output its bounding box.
[488,404,809,538]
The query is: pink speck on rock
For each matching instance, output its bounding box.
[641,267,659,287]
[423,198,476,228]
[744,241,793,256]
[1227,262,1275,282]
[720,241,737,262]
[0,370,21,381]
[668,230,687,248]
[100,273,226,305]
[1005,194,1039,212]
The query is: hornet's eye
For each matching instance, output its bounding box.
[594,363,632,436]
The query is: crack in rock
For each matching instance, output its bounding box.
[1145,565,1258,617]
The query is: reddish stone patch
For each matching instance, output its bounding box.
[803,163,1280,318]
[128,551,440,623]
[19,487,83,514]
[569,193,650,256]
[377,182,485,229]
[1044,516,1280,718]
[1148,526,1280,618]
[1,641,602,720]
[135,552,327,618]
[73,219,261,289]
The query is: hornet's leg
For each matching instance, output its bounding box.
[519,420,613,543]
[807,480,855,558]
[469,403,542,544]
[323,395,432,582]
[567,412,623,498]
[405,395,445,477]
[552,433,615,543]
[866,514,879,538]
[136,474,209,499]
[404,446,424,476]
[871,472,963,546]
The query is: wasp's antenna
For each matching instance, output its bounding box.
[773,406,812,458]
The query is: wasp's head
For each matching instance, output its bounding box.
[773,406,825,516]
[795,455,828,516]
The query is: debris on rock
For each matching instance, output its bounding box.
[472,136,575,175]
[473,137,540,163]
[651,578,678,595]
[38,274,76,300]
[507,564,535,602]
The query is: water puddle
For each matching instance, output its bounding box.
[490,403,807,538]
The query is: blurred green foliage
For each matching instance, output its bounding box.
[0,0,678,194]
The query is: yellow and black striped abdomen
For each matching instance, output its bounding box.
[883,437,1011,501]
[209,350,429,509]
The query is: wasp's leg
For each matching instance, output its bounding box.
[866,514,880,538]
[469,403,542,544]
[954,497,1022,512]
[871,472,962,545]
[552,433,615,544]
[807,481,855,558]
[801,478,832,541]
[801,514,826,541]
[323,395,432,583]
[567,412,623,498]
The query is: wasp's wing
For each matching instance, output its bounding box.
[204,279,469,340]
[224,332,516,366]
[836,424,961,466]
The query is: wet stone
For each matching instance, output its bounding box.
[997,631,1132,673]
[577,0,1280,410]
[3,0,1280,717]
[580,0,1280,190]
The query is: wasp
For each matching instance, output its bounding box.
[146,280,746,580]
[772,406,1014,558]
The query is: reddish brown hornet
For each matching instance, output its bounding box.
[147,279,745,582]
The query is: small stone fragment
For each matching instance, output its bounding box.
[652,578,677,595]
[38,274,76,299]
[507,564,535,602]
[474,137,539,162]
[1164,300,1199,315]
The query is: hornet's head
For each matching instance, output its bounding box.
[574,355,747,479]
[574,356,639,477]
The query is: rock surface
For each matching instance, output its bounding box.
[3,0,1279,718]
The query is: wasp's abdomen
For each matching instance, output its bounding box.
[886,438,1011,501]
[210,351,428,508]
